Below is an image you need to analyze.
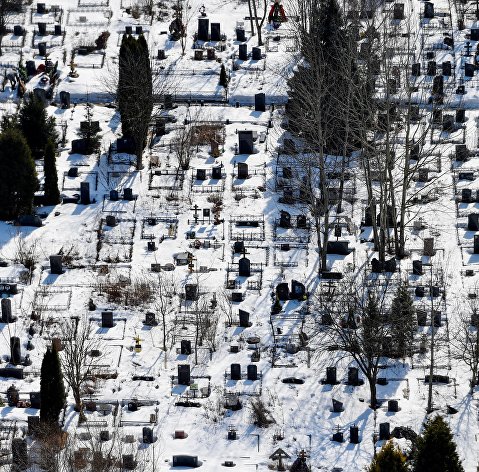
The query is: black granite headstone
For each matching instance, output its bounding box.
[13,25,23,36]
[239,309,251,327]
[442,61,452,76]
[198,18,209,41]
[238,131,254,154]
[238,43,247,60]
[411,63,421,76]
[38,22,47,36]
[101,311,114,328]
[238,257,251,277]
[212,166,222,179]
[279,210,291,228]
[276,282,289,301]
[254,93,265,112]
[427,61,436,76]
[50,255,63,274]
[252,47,261,60]
[247,364,257,381]
[38,42,47,56]
[424,2,434,18]
[54,24,61,36]
[210,23,221,41]
[231,363,241,380]
[465,63,475,78]
[12,438,28,471]
[236,28,246,42]
[468,213,479,231]
[178,364,190,385]
[80,182,90,205]
[412,260,423,275]
[185,284,198,301]
[180,340,192,355]
[350,425,360,443]
[237,162,248,179]
[290,280,306,300]
[143,427,154,443]
[326,366,337,384]
[379,422,390,440]
[10,337,21,365]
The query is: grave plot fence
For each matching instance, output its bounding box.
[148,168,185,191]
[153,90,227,104]
[78,0,110,6]
[140,216,179,240]
[66,8,112,27]
[33,287,73,312]
[229,215,265,242]
[30,7,63,24]
[62,171,98,191]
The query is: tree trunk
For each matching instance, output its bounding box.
[247,0,255,37]
[368,373,378,409]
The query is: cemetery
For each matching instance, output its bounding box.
[3,0,479,469]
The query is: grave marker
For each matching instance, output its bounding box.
[198,18,209,41]
[80,182,90,205]
[252,47,261,60]
[178,364,190,385]
[238,257,251,277]
[379,422,390,440]
[10,337,21,365]
[185,284,198,301]
[210,23,221,41]
[180,339,192,355]
[1,298,15,323]
[276,282,289,301]
[101,311,114,328]
[238,131,254,154]
[412,260,423,275]
[468,214,479,231]
[50,255,63,274]
[254,93,266,112]
[238,43,247,60]
[237,162,248,179]
[231,363,241,380]
[239,309,251,327]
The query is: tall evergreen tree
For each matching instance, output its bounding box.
[389,283,416,357]
[368,441,408,472]
[18,93,57,158]
[413,416,464,472]
[0,128,38,220]
[118,34,152,169]
[43,139,60,205]
[40,347,66,428]
[219,64,228,88]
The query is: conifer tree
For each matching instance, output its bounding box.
[413,416,464,472]
[43,139,60,205]
[18,93,57,158]
[368,441,408,472]
[40,347,66,428]
[390,283,416,357]
[219,64,228,88]
[0,128,38,220]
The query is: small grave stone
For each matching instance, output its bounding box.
[465,63,475,78]
[238,43,247,60]
[239,309,251,327]
[350,425,360,443]
[49,255,63,274]
[290,280,306,300]
[238,257,251,277]
[326,367,337,385]
[234,241,245,253]
[125,25,133,34]
[297,215,307,229]
[379,422,390,440]
[26,60,36,76]
[433,75,443,95]
[105,215,117,227]
[417,309,427,325]
[185,284,198,301]
[10,337,21,365]
[80,182,90,205]
[173,456,198,467]
[424,238,435,256]
[194,49,204,60]
[164,94,173,110]
[7,385,19,406]
[442,61,452,76]
[117,137,135,153]
[411,63,421,76]
[59,91,70,108]
[384,257,397,273]
[52,337,62,351]
[231,363,241,380]
[38,42,47,57]
[158,49,166,60]
[198,18,209,41]
[327,241,351,255]
[424,1,434,18]
[443,114,454,132]
[101,311,114,328]
[254,93,266,112]
[196,168,206,180]
[13,25,23,36]
[332,399,344,413]
[12,438,28,471]
[388,400,399,412]
[143,427,154,443]
[412,260,423,275]
[210,22,221,41]
[279,210,291,228]
[212,166,222,179]
[238,131,254,154]
[38,22,47,36]
[431,286,440,297]
[276,282,289,301]
[1,298,15,323]
[427,61,436,76]
[144,312,157,326]
[236,27,246,42]
[415,286,425,297]
[100,430,110,441]
[110,189,119,201]
[180,339,192,355]
[247,364,258,381]
[463,188,473,203]
[252,47,261,60]
[30,392,41,409]
[136,25,143,34]
[237,162,248,179]
[332,430,344,442]
[37,3,46,13]
[207,47,215,60]
[54,24,61,35]
[474,234,479,254]
[348,367,360,386]
[393,2,404,19]
[178,364,190,385]
[468,214,479,231]
[231,292,243,302]
[123,188,133,201]
[456,144,469,161]
[456,108,466,123]
[122,454,136,470]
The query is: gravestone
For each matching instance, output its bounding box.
[231,363,241,380]
[276,283,289,301]
[384,257,397,273]
[180,340,192,355]
[125,25,133,34]
[105,215,117,227]
[424,238,435,256]
[54,24,61,35]
[411,63,421,76]
[239,309,251,327]
[185,284,199,301]
[30,392,41,409]
[122,455,136,470]
[442,61,452,76]
[101,311,114,328]
[143,427,154,443]
[462,188,472,202]
[279,210,291,228]
[424,1,434,18]
[468,214,479,231]
[433,75,443,95]
[332,430,344,442]
[100,430,110,441]
[254,93,266,112]
[443,114,454,132]
[80,182,90,205]
[236,27,246,42]
[332,399,344,413]
[173,456,198,467]
[37,2,46,13]
[412,260,423,275]
[431,286,440,298]
[110,189,119,201]
[144,312,157,326]
[123,188,133,201]
[212,166,222,179]
[38,22,47,36]
[194,49,204,60]
[158,49,166,60]
[38,42,47,56]
[234,241,245,253]
[210,23,221,41]
[136,26,143,34]
[456,108,466,123]
[10,337,21,365]
[465,63,475,78]
[155,119,166,136]
[237,162,248,179]
[59,91,70,108]
[393,3,404,19]
[50,255,63,274]
[327,241,351,255]
[117,137,135,153]
[231,292,243,302]
[326,367,337,385]
[417,309,427,325]
[13,25,23,36]
[297,215,307,229]
[427,61,436,76]
[388,400,399,412]
[7,385,19,406]
[12,438,28,471]
[26,60,36,76]
[1,299,15,323]
[238,257,251,277]
[348,367,360,386]
[198,18,209,41]
[247,364,257,381]
[456,144,469,161]
[364,206,374,226]
[379,422,390,440]
[178,364,190,385]
[350,425,360,444]
[252,47,261,60]
[290,280,306,300]
[474,234,479,254]
[238,43,247,60]
[238,131,254,154]
[196,169,207,180]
